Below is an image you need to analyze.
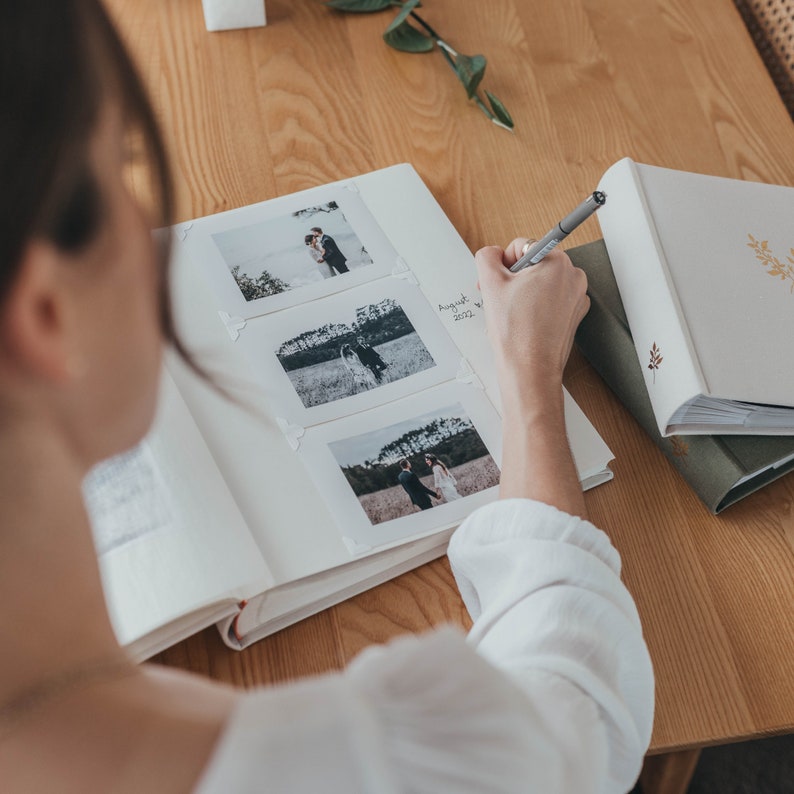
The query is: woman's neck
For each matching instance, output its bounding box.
[0,416,124,707]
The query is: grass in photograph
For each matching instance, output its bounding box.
[286,332,435,408]
[357,456,500,525]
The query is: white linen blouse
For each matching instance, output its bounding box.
[195,499,655,793]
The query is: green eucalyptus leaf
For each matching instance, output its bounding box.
[383,20,433,52]
[325,0,393,12]
[454,53,486,99]
[485,89,514,128]
[385,0,422,33]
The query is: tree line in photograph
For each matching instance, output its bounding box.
[341,419,489,497]
[291,200,339,220]
[277,299,414,372]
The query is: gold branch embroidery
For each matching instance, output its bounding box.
[747,234,794,293]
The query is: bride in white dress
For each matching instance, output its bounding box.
[340,343,378,392]
[425,454,461,502]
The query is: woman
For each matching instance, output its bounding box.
[0,2,653,791]
[425,453,462,502]
[340,342,378,392]
[305,232,333,278]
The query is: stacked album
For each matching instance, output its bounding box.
[573,157,794,512]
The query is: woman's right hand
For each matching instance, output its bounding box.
[474,239,590,399]
[474,238,590,516]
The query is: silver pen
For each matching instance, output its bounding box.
[509,190,607,272]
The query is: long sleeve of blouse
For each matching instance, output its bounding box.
[195,499,654,794]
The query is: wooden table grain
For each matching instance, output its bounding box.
[108,0,794,789]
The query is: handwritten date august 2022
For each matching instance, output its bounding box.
[438,292,482,322]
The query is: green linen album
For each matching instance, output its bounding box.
[571,239,794,513]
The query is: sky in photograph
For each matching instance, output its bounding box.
[211,203,365,289]
[277,297,401,350]
[329,403,467,467]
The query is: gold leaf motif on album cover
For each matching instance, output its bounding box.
[747,234,794,293]
[648,342,663,384]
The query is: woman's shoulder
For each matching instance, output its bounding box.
[194,629,564,794]
[0,665,236,794]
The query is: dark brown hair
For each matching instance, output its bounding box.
[424,453,449,475]
[0,0,181,349]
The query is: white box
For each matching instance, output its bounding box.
[201,0,266,31]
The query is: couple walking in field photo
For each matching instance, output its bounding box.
[398,454,461,511]
[340,336,389,392]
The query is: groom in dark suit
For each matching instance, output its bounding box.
[397,459,439,511]
[354,335,388,382]
[311,227,349,274]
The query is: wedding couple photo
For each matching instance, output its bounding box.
[328,403,500,526]
[211,200,372,305]
[274,296,436,409]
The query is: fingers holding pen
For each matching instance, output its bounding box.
[474,239,590,377]
[474,238,587,303]
[475,238,572,277]
[474,237,531,281]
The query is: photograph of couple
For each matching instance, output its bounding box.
[211,200,372,305]
[303,226,350,276]
[328,403,500,526]
[275,297,436,409]
[397,454,462,510]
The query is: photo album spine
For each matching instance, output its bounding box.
[597,158,706,437]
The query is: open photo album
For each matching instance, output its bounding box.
[83,164,614,659]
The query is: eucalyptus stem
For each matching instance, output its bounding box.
[408,10,441,41]
[436,41,458,73]
[473,96,512,131]
[409,9,506,128]
[409,12,458,61]
[324,0,514,130]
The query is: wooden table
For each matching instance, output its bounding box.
[108,1,794,790]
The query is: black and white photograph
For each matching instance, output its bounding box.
[212,201,370,300]
[297,385,502,550]
[182,184,399,319]
[241,279,463,425]
[278,299,432,404]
